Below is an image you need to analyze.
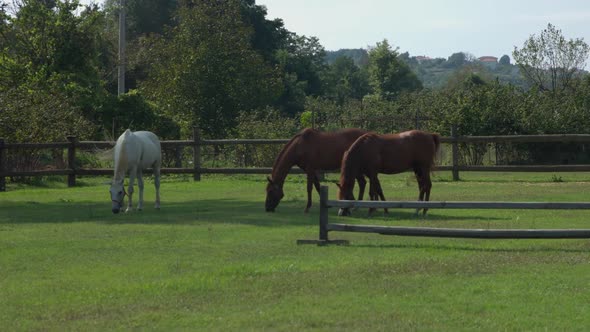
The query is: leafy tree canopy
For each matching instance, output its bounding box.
[513,23,590,92]
[140,0,283,138]
[367,39,422,100]
[0,0,108,141]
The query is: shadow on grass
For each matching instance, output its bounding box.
[0,199,507,227]
[351,242,590,253]
[0,199,318,227]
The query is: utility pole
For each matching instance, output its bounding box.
[117,0,126,96]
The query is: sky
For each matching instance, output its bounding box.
[82,0,590,60]
[257,0,590,59]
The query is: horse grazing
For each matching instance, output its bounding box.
[110,129,162,214]
[337,130,440,217]
[266,128,368,213]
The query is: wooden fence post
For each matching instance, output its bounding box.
[319,185,329,241]
[174,147,183,168]
[193,127,201,181]
[67,136,77,187]
[0,138,5,192]
[451,125,460,181]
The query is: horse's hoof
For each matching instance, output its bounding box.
[304,208,310,213]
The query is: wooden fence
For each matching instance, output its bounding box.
[296,186,590,245]
[2,130,590,192]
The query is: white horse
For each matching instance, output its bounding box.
[110,129,162,214]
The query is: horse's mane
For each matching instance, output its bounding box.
[270,128,317,182]
[113,130,131,182]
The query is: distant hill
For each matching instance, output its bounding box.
[324,49,369,67]
[325,49,527,89]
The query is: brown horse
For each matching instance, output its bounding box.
[266,128,368,213]
[337,130,440,217]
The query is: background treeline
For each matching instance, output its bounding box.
[1,0,590,167]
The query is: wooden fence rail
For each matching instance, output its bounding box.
[296,186,590,245]
[2,132,590,191]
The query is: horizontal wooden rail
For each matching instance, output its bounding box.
[6,134,590,150]
[5,165,590,178]
[3,138,290,150]
[441,134,590,144]
[299,186,590,245]
[326,224,590,239]
[454,165,590,172]
[4,132,590,192]
[328,200,590,210]
[201,139,289,145]
[4,142,70,149]
[0,167,314,177]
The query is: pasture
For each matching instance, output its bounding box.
[2,172,590,330]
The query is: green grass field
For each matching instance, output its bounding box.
[2,172,590,331]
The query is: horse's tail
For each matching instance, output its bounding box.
[430,133,441,172]
[432,133,441,155]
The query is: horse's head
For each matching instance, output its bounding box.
[109,180,126,214]
[265,176,284,212]
[337,183,354,216]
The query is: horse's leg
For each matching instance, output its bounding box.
[126,167,137,213]
[154,164,161,209]
[368,175,380,216]
[313,171,322,193]
[304,172,315,213]
[414,168,433,217]
[422,170,432,216]
[356,176,366,200]
[137,168,144,211]
[414,168,425,216]
[353,175,366,211]
[375,177,388,214]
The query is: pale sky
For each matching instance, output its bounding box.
[257,0,590,59]
[82,0,590,60]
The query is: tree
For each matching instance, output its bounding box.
[240,0,289,63]
[513,23,590,92]
[446,52,467,68]
[444,63,492,91]
[274,34,327,115]
[325,49,369,67]
[104,0,177,39]
[0,0,107,140]
[1,1,105,88]
[141,0,282,138]
[323,55,370,104]
[499,54,511,65]
[281,34,327,96]
[102,0,180,93]
[367,39,422,101]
